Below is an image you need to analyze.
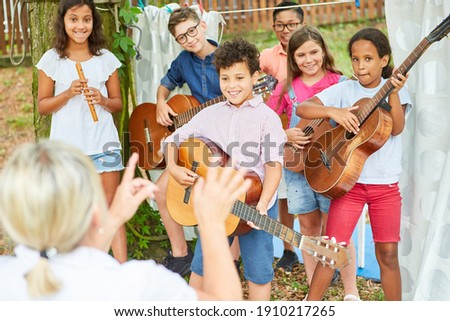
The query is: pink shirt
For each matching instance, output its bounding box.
[260,43,287,83]
[266,71,342,126]
[164,95,286,207]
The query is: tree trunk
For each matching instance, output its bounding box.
[28,1,58,140]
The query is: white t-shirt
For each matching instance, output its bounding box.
[36,49,122,155]
[315,79,412,184]
[0,245,197,300]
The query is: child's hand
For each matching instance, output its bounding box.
[109,153,158,224]
[84,86,105,106]
[330,106,360,134]
[168,164,198,188]
[390,69,408,93]
[285,127,312,149]
[156,101,178,126]
[67,79,88,98]
[192,166,251,227]
[247,199,269,230]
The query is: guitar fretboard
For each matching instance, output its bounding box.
[174,96,227,128]
[232,200,303,248]
[356,37,431,124]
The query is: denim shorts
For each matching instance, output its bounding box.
[89,149,124,173]
[191,200,278,284]
[277,170,287,199]
[284,168,330,214]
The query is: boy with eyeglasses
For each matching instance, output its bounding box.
[155,7,221,126]
[260,2,304,83]
[153,7,230,277]
[260,2,305,272]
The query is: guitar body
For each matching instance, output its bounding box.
[305,99,393,199]
[166,138,260,236]
[128,95,200,170]
[284,118,333,172]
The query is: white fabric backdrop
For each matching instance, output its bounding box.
[133,3,225,105]
[385,0,450,300]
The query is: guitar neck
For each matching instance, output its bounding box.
[175,95,227,127]
[232,200,303,248]
[357,37,432,123]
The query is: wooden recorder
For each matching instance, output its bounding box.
[75,62,98,122]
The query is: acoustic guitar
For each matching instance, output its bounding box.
[284,118,332,172]
[304,14,450,199]
[166,138,350,270]
[128,75,277,170]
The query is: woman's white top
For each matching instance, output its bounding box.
[0,245,197,300]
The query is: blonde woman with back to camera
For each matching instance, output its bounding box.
[0,140,243,300]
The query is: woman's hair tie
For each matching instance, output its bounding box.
[39,247,58,260]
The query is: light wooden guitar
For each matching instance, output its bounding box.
[305,14,450,199]
[166,138,350,270]
[128,75,277,170]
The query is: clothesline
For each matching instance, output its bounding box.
[160,1,357,15]
[216,0,355,15]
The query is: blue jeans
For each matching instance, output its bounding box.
[191,200,278,284]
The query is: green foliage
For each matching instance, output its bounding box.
[111,2,140,80]
[126,201,169,260]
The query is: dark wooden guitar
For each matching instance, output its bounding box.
[128,75,277,170]
[304,14,450,199]
[166,138,350,270]
[284,118,332,172]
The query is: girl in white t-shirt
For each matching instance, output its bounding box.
[36,0,126,262]
[298,28,411,301]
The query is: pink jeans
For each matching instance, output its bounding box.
[326,183,402,244]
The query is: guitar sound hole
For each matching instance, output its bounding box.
[344,130,355,140]
[168,116,175,132]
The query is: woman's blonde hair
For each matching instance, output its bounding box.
[0,140,108,298]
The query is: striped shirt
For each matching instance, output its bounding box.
[164,95,286,206]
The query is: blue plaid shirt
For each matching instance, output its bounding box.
[160,40,221,104]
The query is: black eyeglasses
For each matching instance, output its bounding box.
[175,22,200,44]
[272,22,301,32]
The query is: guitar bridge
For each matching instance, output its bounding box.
[183,161,199,204]
[320,149,331,172]
[143,119,153,152]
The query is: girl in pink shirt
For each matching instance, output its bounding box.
[267,26,360,301]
